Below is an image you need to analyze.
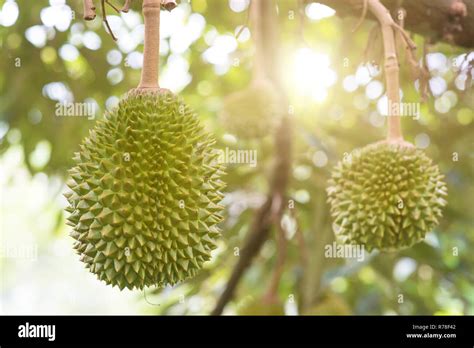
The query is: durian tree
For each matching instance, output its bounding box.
[1,0,473,315]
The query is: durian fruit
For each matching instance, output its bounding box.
[219,79,281,139]
[64,91,225,290]
[304,292,351,316]
[327,141,447,252]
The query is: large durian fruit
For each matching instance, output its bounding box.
[219,79,281,139]
[327,142,447,252]
[65,90,225,290]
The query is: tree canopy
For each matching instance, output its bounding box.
[0,0,473,315]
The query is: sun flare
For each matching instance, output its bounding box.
[287,47,337,103]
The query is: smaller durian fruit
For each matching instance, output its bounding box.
[237,296,285,316]
[219,79,281,139]
[304,292,351,315]
[327,141,447,252]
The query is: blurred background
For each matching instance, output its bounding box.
[0,0,473,315]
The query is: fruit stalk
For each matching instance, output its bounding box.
[138,0,161,91]
[368,0,403,141]
[83,0,96,20]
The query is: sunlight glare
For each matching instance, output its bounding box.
[290,48,336,103]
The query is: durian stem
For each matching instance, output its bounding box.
[368,0,403,141]
[250,0,265,81]
[138,0,161,91]
[83,0,96,20]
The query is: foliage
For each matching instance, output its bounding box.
[0,0,473,315]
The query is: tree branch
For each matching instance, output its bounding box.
[211,197,274,315]
[211,0,292,315]
[263,194,289,302]
[313,0,472,48]
[211,114,292,315]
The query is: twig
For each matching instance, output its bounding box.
[83,0,96,20]
[143,288,161,306]
[105,0,121,13]
[419,41,432,101]
[211,197,274,315]
[234,5,251,40]
[363,23,380,64]
[121,0,132,13]
[300,194,332,311]
[161,0,177,11]
[394,7,431,102]
[463,60,473,91]
[352,0,368,32]
[263,195,289,303]
[395,8,417,76]
[392,22,416,50]
[291,208,309,267]
[101,0,118,41]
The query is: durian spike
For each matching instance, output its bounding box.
[368,0,403,141]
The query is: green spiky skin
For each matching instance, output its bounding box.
[219,79,281,139]
[64,91,226,290]
[327,142,447,252]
